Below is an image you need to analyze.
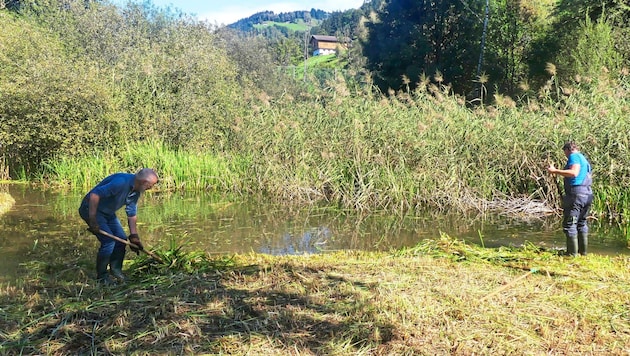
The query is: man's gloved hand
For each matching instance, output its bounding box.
[88,217,100,235]
[128,233,144,255]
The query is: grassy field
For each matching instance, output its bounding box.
[2,235,629,354]
[253,20,312,32]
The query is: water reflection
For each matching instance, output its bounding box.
[1,184,629,283]
[258,226,333,255]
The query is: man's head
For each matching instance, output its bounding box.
[562,141,579,157]
[134,168,159,192]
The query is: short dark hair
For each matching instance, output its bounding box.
[562,141,578,152]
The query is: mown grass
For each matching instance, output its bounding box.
[1,235,629,355]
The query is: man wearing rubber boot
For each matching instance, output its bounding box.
[547,142,593,256]
[79,168,159,285]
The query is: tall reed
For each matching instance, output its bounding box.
[43,75,630,223]
[42,140,250,194]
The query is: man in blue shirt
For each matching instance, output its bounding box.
[79,168,159,284]
[547,142,593,256]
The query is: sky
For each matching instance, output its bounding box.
[145,1,367,26]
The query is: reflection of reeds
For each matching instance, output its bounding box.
[0,155,8,181]
[0,192,15,215]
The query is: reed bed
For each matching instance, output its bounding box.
[1,234,629,355]
[43,78,630,224]
[42,140,250,194]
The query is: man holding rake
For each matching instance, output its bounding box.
[79,168,159,285]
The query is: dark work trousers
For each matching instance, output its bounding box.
[562,191,594,256]
[79,206,128,257]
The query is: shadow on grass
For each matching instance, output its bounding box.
[1,243,395,355]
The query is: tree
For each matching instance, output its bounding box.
[0,11,120,177]
[362,0,486,95]
[483,0,552,95]
[528,0,629,85]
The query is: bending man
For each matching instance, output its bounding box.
[79,168,159,284]
[547,142,593,256]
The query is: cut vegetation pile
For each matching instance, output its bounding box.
[1,235,629,354]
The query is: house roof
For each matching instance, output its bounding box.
[310,35,338,42]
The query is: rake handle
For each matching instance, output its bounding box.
[97,229,164,263]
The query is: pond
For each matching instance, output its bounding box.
[1,184,628,283]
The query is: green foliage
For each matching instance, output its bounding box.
[1,0,254,162]
[39,1,248,151]
[42,140,250,193]
[483,0,553,95]
[216,28,303,96]
[363,0,485,95]
[529,0,629,85]
[0,11,120,177]
[129,237,237,275]
[313,7,363,39]
[570,15,623,82]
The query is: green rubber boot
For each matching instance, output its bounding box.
[109,248,127,283]
[96,254,115,286]
[578,232,588,256]
[566,235,578,257]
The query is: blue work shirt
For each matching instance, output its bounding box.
[564,152,591,186]
[563,152,592,195]
[80,173,139,217]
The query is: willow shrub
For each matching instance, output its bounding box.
[105,15,248,152]
[9,0,250,153]
[0,12,121,178]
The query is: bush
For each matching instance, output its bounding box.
[0,12,120,178]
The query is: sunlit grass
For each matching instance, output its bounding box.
[2,234,630,354]
[42,140,251,194]
[0,192,15,215]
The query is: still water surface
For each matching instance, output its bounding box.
[1,184,628,282]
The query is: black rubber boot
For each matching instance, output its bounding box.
[578,232,588,256]
[96,254,115,285]
[566,235,578,257]
[109,248,127,283]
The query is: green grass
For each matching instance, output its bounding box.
[253,20,311,32]
[41,139,251,193]
[306,53,340,66]
[2,234,629,354]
